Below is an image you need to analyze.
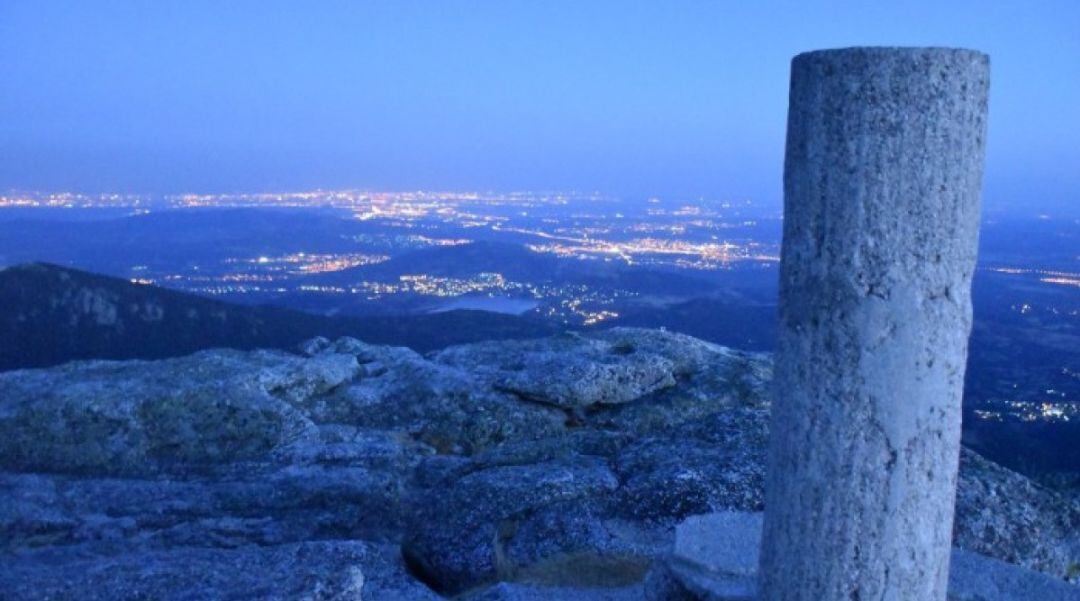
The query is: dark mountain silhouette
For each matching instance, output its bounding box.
[0,263,554,371]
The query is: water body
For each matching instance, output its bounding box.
[432,296,539,315]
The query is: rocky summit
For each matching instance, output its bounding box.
[0,328,1077,599]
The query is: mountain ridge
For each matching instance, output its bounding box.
[0,262,554,371]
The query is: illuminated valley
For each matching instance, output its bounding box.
[1,189,1077,438]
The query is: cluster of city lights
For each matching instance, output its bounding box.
[352,273,511,298]
[226,252,390,274]
[973,399,1078,423]
[0,192,150,208]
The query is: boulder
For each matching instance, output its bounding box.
[312,340,568,454]
[434,332,677,409]
[955,447,1080,579]
[404,455,624,594]
[0,349,359,476]
[613,410,768,521]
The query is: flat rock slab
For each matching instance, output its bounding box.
[434,334,678,408]
[674,512,761,578]
[656,512,1080,601]
[949,549,1080,601]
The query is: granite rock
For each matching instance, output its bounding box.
[0,328,1075,598]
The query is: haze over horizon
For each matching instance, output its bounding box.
[2,1,1078,216]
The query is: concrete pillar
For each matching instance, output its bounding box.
[759,48,989,600]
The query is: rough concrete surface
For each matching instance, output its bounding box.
[761,47,991,600]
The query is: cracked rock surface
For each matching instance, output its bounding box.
[0,328,1076,598]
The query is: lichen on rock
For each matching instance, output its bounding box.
[0,328,1075,599]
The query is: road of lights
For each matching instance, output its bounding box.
[1040,276,1080,288]
[987,266,1080,289]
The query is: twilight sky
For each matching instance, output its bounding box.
[1,1,1078,214]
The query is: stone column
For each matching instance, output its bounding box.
[759,48,989,600]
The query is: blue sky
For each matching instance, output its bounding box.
[1,1,1078,214]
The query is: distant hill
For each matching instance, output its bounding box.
[0,208,392,273]
[0,263,554,371]
[614,296,778,352]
